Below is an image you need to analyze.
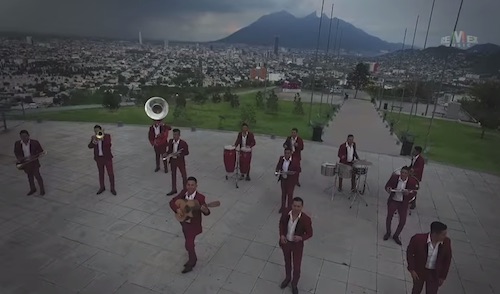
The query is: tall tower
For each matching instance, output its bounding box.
[164,40,169,49]
[139,31,143,45]
[273,36,279,55]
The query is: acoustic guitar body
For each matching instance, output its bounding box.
[175,199,221,222]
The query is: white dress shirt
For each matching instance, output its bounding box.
[185,190,196,200]
[291,137,297,152]
[426,234,443,269]
[173,140,179,153]
[97,140,104,156]
[21,140,31,157]
[153,125,160,136]
[241,133,247,148]
[286,211,302,242]
[393,177,408,202]
[281,157,292,179]
[346,143,354,162]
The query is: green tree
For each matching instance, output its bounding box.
[266,89,279,113]
[223,88,233,102]
[173,94,187,119]
[255,91,264,109]
[240,104,257,125]
[211,92,222,103]
[102,91,121,110]
[193,91,208,104]
[293,93,304,115]
[347,63,370,99]
[461,81,500,139]
[230,94,240,108]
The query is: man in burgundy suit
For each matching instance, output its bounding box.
[279,197,313,294]
[410,146,425,210]
[337,134,359,192]
[283,128,304,187]
[88,125,116,195]
[275,148,302,213]
[166,129,189,196]
[384,166,419,245]
[407,221,452,294]
[14,130,45,196]
[148,119,171,173]
[234,122,256,181]
[169,176,210,274]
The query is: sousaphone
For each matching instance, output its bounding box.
[145,96,169,120]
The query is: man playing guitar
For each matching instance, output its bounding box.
[148,119,171,173]
[169,176,210,274]
[14,130,45,196]
[283,128,304,187]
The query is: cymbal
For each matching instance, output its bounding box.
[354,159,373,166]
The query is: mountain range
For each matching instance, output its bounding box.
[215,11,404,54]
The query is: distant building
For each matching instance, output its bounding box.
[26,36,33,45]
[139,31,142,45]
[365,62,379,73]
[274,36,279,55]
[250,67,267,81]
[268,73,284,82]
[282,80,301,93]
[295,58,304,66]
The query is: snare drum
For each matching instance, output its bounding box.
[353,164,368,175]
[239,147,252,174]
[337,163,353,179]
[321,162,338,177]
[223,145,236,173]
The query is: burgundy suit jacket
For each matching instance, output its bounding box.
[166,139,189,164]
[279,211,313,244]
[283,136,304,160]
[14,139,44,168]
[234,131,256,148]
[148,123,171,148]
[169,189,211,236]
[275,156,302,184]
[385,174,419,204]
[338,142,359,164]
[411,155,425,182]
[407,233,452,280]
[87,134,113,160]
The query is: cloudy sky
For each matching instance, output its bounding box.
[0,0,497,46]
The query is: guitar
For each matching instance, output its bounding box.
[174,199,221,222]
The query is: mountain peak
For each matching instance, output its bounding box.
[303,12,318,19]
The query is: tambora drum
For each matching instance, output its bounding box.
[321,162,338,177]
[353,163,368,175]
[239,147,252,174]
[223,145,236,173]
[337,163,353,179]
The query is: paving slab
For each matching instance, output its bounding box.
[0,120,499,294]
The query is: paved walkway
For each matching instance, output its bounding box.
[322,97,401,156]
[1,121,500,294]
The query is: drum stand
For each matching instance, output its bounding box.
[323,175,339,201]
[225,150,241,188]
[348,173,369,209]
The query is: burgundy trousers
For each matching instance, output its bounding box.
[386,199,408,237]
[411,269,439,294]
[154,146,168,171]
[170,159,187,191]
[281,241,304,287]
[96,157,115,189]
[25,166,44,192]
[280,178,295,210]
[181,223,198,267]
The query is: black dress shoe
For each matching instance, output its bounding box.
[292,286,299,294]
[280,279,290,289]
[279,207,284,214]
[245,176,251,181]
[297,182,301,187]
[393,236,402,245]
[96,188,105,195]
[383,232,391,240]
[181,266,193,274]
[39,190,46,196]
[111,189,117,196]
[27,189,36,196]
[154,167,160,172]
[410,202,416,210]
[164,169,168,174]
[167,190,177,196]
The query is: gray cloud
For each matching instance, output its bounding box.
[0,0,497,46]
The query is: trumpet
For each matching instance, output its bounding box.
[95,129,105,140]
[162,148,183,161]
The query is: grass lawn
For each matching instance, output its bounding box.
[386,112,500,175]
[23,93,335,140]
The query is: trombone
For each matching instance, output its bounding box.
[162,148,183,161]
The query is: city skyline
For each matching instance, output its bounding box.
[0,0,498,47]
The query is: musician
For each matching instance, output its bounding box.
[169,176,210,273]
[407,221,452,294]
[148,119,171,173]
[383,166,419,245]
[234,123,256,181]
[279,197,313,294]
[283,128,304,187]
[166,129,189,196]
[410,146,425,210]
[88,125,116,195]
[337,134,359,192]
[14,130,45,196]
[275,148,302,213]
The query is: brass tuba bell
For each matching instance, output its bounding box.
[145,96,169,120]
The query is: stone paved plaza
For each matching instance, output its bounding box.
[1,102,500,293]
